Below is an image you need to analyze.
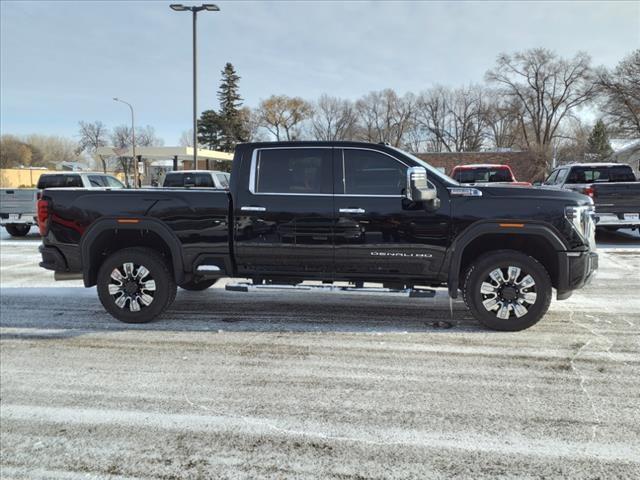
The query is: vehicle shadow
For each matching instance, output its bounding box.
[0,229,41,241]
[0,287,485,338]
[596,228,640,247]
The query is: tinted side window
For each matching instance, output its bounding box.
[342,149,407,195]
[63,175,83,187]
[255,148,332,194]
[163,173,185,187]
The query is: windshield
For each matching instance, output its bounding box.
[387,146,459,186]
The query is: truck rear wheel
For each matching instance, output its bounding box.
[179,279,216,291]
[97,247,176,323]
[5,224,31,237]
[463,250,552,331]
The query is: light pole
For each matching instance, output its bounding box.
[170,3,220,168]
[113,97,138,188]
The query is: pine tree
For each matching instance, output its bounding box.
[197,110,224,150]
[217,63,248,152]
[586,120,613,160]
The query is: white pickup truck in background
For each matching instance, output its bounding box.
[162,170,230,189]
[1,172,124,237]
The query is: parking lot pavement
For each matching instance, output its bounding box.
[1,228,639,479]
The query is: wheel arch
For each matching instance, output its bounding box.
[446,221,568,298]
[81,217,185,287]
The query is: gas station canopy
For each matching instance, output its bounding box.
[96,146,233,165]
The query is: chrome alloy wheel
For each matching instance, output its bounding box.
[108,262,156,312]
[480,266,537,320]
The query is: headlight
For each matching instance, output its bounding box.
[565,205,596,249]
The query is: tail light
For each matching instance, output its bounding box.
[582,186,595,198]
[37,199,50,236]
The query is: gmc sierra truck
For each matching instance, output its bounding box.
[38,141,598,331]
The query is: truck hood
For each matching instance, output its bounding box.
[471,184,592,206]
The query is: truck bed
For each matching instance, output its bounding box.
[41,187,231,274]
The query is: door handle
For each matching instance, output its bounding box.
[339,208,365,214]
[241,206,266,212]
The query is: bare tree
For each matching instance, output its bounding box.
[354,89,415,147]
[24,134,82,167]
[486,48,597,174]
[179,129,193,147]
[136,125,164,147]
[111,125,135,187]
[554,118,592,165]
[256,95,312,141]
[596,49,640,137]
[482,91,523,149]
[77,121,110,172]
[414,86,487,152]
[311,94,357,141]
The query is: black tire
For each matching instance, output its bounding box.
[179,279,216,291]
[463,249,552,331]
[97,247,176,323]
[5,224,30,237]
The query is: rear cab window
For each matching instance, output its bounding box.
[37,174,83,189]
[453,167,513,183]
[566,165,636,183]
[253,148,332,194]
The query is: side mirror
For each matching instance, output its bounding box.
[406,167,436,201]
[406,166,440,210]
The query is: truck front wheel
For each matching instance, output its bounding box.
[5,224,31,237]
[97,247,176,323]
[463,250,552,331]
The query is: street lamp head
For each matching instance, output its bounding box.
[169,4,188,11]
[113,97,119,101]
[202,4,220,11]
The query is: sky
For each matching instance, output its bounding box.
[1,0,639,145]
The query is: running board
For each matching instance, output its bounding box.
[225,283,436,298]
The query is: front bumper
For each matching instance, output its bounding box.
[556,250,598,300]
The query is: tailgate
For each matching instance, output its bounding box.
[0,189,38,215]
[594,182,640,213]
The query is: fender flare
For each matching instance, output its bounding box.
[80,217,185,287]
[446,221,568,298]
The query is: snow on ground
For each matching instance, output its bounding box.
[1,226,639,479]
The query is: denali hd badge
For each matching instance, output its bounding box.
[370,252,432,258]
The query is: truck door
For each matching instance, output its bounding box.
[233,147,335,276]
[333,147,449,279]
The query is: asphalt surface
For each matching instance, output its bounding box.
[1,227,639,479]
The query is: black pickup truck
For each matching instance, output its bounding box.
[38,141,598,331]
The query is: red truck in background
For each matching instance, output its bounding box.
[451,164,531,186]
